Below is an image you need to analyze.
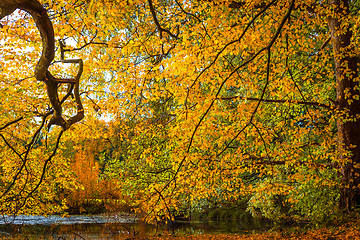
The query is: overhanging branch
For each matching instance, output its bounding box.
[216,96,331,109]
[1,0,84,131]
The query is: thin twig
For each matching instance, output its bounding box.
[216,95,331,109]
[17,130,64,212]
[0,117,23,131]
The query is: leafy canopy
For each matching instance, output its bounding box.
[0,0,359,222]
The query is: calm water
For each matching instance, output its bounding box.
[0,213,273,239]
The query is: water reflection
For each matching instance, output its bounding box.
[0,213,137,239]
[0,213,136,225]
[0,222,136,239]
[0,214,273,239]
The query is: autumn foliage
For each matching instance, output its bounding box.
[0,0,360,227]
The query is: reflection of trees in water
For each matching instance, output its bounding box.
[0,215,274,239]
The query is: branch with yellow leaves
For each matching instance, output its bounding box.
[156,0,296,197]
[216,95,332,109]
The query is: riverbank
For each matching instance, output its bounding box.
[151,220,360,240]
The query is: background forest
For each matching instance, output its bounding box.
[0,0,360,225]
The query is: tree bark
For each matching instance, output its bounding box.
[0,0,18,20]
[328,0,360,212]
[1,0,84,130]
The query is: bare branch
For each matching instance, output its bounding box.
[0,134,23,160]
[148,0,178,39]
[0,117,23,131]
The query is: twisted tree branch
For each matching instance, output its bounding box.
[0,0,84,131]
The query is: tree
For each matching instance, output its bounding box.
[0,0,84,215]
[1,0,359,220]
[327,0,360,212]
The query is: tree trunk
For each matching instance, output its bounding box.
[328,0,360,212]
